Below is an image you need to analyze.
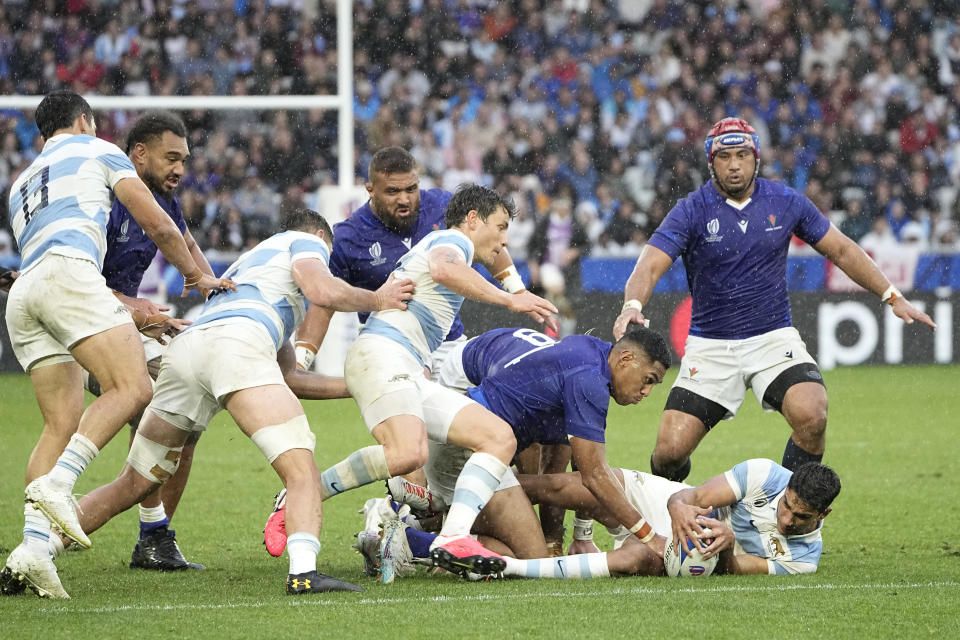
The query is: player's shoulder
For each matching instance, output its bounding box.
[755,178,803,202]
[673,182,718,216]
[556,335,611,372]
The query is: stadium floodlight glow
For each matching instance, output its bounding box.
[0,0,354,192]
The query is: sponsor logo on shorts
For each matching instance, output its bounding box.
[688,366,698,378]
[785,350,793,358]
[115,306,129,315]
[389,374,410,382]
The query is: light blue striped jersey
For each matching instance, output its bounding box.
[9,133,138,273]
[359,229,474,365]
[723,458,824,574]
[188,230,331,350]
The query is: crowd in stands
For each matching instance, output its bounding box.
[3,0,960,296]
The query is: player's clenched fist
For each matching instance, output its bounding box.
[375,274,415,310]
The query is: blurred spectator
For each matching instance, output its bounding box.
[527,196,589,294]
[838,197,872,244]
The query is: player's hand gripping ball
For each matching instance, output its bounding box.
[664,529,718,578]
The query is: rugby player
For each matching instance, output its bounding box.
[613,117,935,481]
[1,91,232,598]
[88,111,212,571]
[501,459,840,578]
[13,207,413,597]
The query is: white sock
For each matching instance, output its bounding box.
[48,529,65,558]
[23,503,51,551]
[441,452,507,538]
[47,433,99,491]
[139,504,167,523]
[503,552,610,579]
[287,532,321,575]
[320,445,390,500]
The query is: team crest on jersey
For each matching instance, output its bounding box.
[765,214,783,232]
[117,219,131,243]
[368,241,386,265]
[705,218,722,243]
[769,536,786,557]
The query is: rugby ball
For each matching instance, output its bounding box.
[663,533,718,578]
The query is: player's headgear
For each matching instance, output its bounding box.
[704,117,760,181]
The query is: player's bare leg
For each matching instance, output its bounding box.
[226,385,361,593]
[26,324,152,548]
[538,443,571,554]
[473,485,548,559]
[779,382,828,470]
[649,410,708,482]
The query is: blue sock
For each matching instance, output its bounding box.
[140,517,170,537]
[405,528,436,558]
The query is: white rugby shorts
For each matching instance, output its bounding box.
[433,337,472,393]
[5,254,133,371]
[147,319,284,432]
[671,327,818,419]
[345,333,473,437]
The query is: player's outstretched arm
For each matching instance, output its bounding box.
[570,437,663,556]
[613,244,674,340]
[814,224,936,329]
[276,342,350,399]
[114,177,234,294]
[666,474,737,556]
[429,246,557,323]
[292,258,413,312]
[294,304,335,370]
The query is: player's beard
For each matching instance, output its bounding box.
[714,173,755,200]
[373,201,419,234]
[143,171,176,198]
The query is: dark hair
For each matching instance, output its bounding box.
[444,183,517,228]
[615,325,672,369]
[35,91,94,139]
[368,146,416,177]
[787,462,841,513]
[125,111,187,154]
[279,206,333,240]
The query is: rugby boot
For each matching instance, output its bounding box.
[286,571,364,594]
[429,535,505,578]
[130,527,204,571]
[264,489,287,557]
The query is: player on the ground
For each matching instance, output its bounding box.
[496,458,840,578]
[1,91,232,598]
[87,111,211,571]
[613,117,936,481]
[16,207,413,598]
[359,324,672,581]
[317,184,557,575]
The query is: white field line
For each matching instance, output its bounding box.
[35,580,960,615]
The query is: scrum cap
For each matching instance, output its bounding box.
[704,117,759,165]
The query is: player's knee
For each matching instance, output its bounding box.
[125,376,154,411]
[250,415,316,464]
[473,422,516,462]
[127,431,183,486]
[650,452,691,482]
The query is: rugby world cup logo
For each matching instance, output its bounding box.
[118,219,131,243]
[705,218,722,243]
[369,241,386,266]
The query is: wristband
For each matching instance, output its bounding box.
[295,341,318,370]
[494,265,526,294]
[621,299,643,315]
[881,285,902,306]
[573,517,594,541]
[629,518,655,543]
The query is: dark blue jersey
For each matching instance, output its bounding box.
[330,188,463,340]
[466,333,613,451]
[648,178,830,340]
[461,327,557,385]
[102,193,187,296]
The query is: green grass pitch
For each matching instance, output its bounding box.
[1,365,958,639]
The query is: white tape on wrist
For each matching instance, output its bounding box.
[495,265,526,293]
[881,285,902,306]
[621,299,643,314]
[295,342,317,370]
[629,518,655,543]
[573,517,595,541]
